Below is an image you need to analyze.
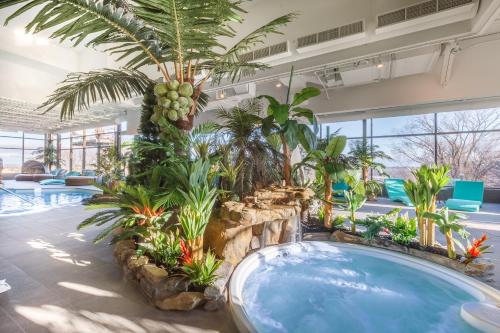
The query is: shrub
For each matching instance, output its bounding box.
[138,229,181,270]
[182,250,222,288]
[390,213,417,245]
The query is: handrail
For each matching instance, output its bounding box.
[0,186,34,205]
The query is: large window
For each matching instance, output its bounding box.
[330,108,500,187]
[0,131,44,175]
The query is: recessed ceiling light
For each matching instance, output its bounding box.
[276,82,282,88]
[377,63,384,68]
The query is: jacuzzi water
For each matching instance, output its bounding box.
[239,243,482,333]
[0,189,95,215]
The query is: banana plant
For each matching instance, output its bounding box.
[1,0,294,130]
[297,135,355,228]
[259,67,320,186]
[343,170,366,233]
[423,208,469,259]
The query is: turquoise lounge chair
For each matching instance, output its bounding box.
[333,181,349,198]
[39,171,81,185]
[384,178,413,207]
[445,180,484,212]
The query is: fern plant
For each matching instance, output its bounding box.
[1,0,294,130]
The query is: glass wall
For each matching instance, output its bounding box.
[0,131,44,175]
[320,108,500,188]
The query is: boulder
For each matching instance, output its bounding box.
[155,292,205,311]
[204,219,252,265]
[204,261,234,301]
[154,276,190,300]
[141,264,169,284]
[127,255,149,271]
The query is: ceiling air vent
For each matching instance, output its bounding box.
[297,20,364,52]
[238,41,289,63]
[377,0,473,28]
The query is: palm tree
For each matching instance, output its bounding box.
[298,136,356,228]
[423,208,469,259]
[215,99,282,198]
[349,140,391,184]
[1,0,294,130]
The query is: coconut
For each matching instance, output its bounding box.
[178,96,189,107]
[154,83,168,96]
[178,82,193,97]
[159,97,171,108]
[167,109,179,121]
[172,101,180,110]
[167,80,180,91]
[167,90,179,101]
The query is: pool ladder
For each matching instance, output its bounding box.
[0,186,34,205]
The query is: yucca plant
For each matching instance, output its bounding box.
[178,184,218,260]
[1,0,294,130]
[423,208,469,259]
[342,170,366,232]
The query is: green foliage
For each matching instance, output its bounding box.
[216,99,282,198]
[2,0,294,120]
[138,229,181,270]
[31,139,58,171]
[182,250,222,288]
[349,140,391,180]
[77,185,166,243]
[391,213,418,245]
[92,146,125,184]
[365,180,383,199]
[357,208,401,239]
[178,184,218,241]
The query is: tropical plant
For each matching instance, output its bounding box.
[32,140,58,171]
[137,228,181,270]
[1,0,294,130]
[259,67,319,186]
[297,135,355,228]
[178,184,218,260]
[216,99,282,198]
[349,140,391,185]
[390,213,417,245]
[342,170,366,232]
[182,250,222,288]
[357,208,401,239]
[92,146,125,187]
[458,234,492,264]
[404,165,450,246]
[365,180,383,200]
[77,185,168,243]
[423,208,469,259]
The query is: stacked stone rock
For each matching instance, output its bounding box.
[113,239,234,312]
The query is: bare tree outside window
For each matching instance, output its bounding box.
[391,109,500,186]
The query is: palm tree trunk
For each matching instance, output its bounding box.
[417,210,427,246]
[281,133,292,186]
[350,210,356,233]
[324,173,333,229]
[445,230,456,259]
[426,198,437,246]
[362,166,369,185]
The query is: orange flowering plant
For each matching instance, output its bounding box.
[462,234,491,264]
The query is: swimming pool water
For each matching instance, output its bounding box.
[241,244,481,333]
[0,189,95,215]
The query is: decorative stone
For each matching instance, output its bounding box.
[141,264,168,284]
[153,276,190,300]
[155,292,205,311]
[113,239,135,258]
[127,255,149,271]
[204,219,253,265]
[139,278,155,299]
[118,249,136,264]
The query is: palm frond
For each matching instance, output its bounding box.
[38,68,152,119]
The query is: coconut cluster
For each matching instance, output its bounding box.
[151,80,194,124]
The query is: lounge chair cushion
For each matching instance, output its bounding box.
[445,199,482,212]
[65,176,96,186]
[40,179,66,185]
[452,181,484,203]
[384,178,413,207]
[33,174,54,182]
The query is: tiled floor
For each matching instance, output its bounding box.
[0,205,237,333]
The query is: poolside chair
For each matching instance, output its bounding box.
[39,171,79,185]
[333,181,349,198]
[445,180,484,212]
[384,178,413,207]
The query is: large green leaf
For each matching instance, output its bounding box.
[297,124,316,152]
[258,95,281,116]
[283,120,299,151]
[291,87,321,107]
[325,136,347,157]
[292,107,314,124]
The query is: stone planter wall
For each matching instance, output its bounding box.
[113,239,234,312]
[204,186,314,265]
[331,230,494,280]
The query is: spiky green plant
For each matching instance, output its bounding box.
[182,250,222,288]
[342,170,366,232]
[1,0,294,129]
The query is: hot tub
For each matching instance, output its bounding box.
[230,242,500,333]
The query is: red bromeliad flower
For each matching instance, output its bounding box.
[179,239,192,266]
[464,234,491,264]
[131,206,165,226]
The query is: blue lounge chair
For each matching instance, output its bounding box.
[445,180,484,212]
[333,181,349,198]
[39,171,81,185]
[384,178,413,206]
